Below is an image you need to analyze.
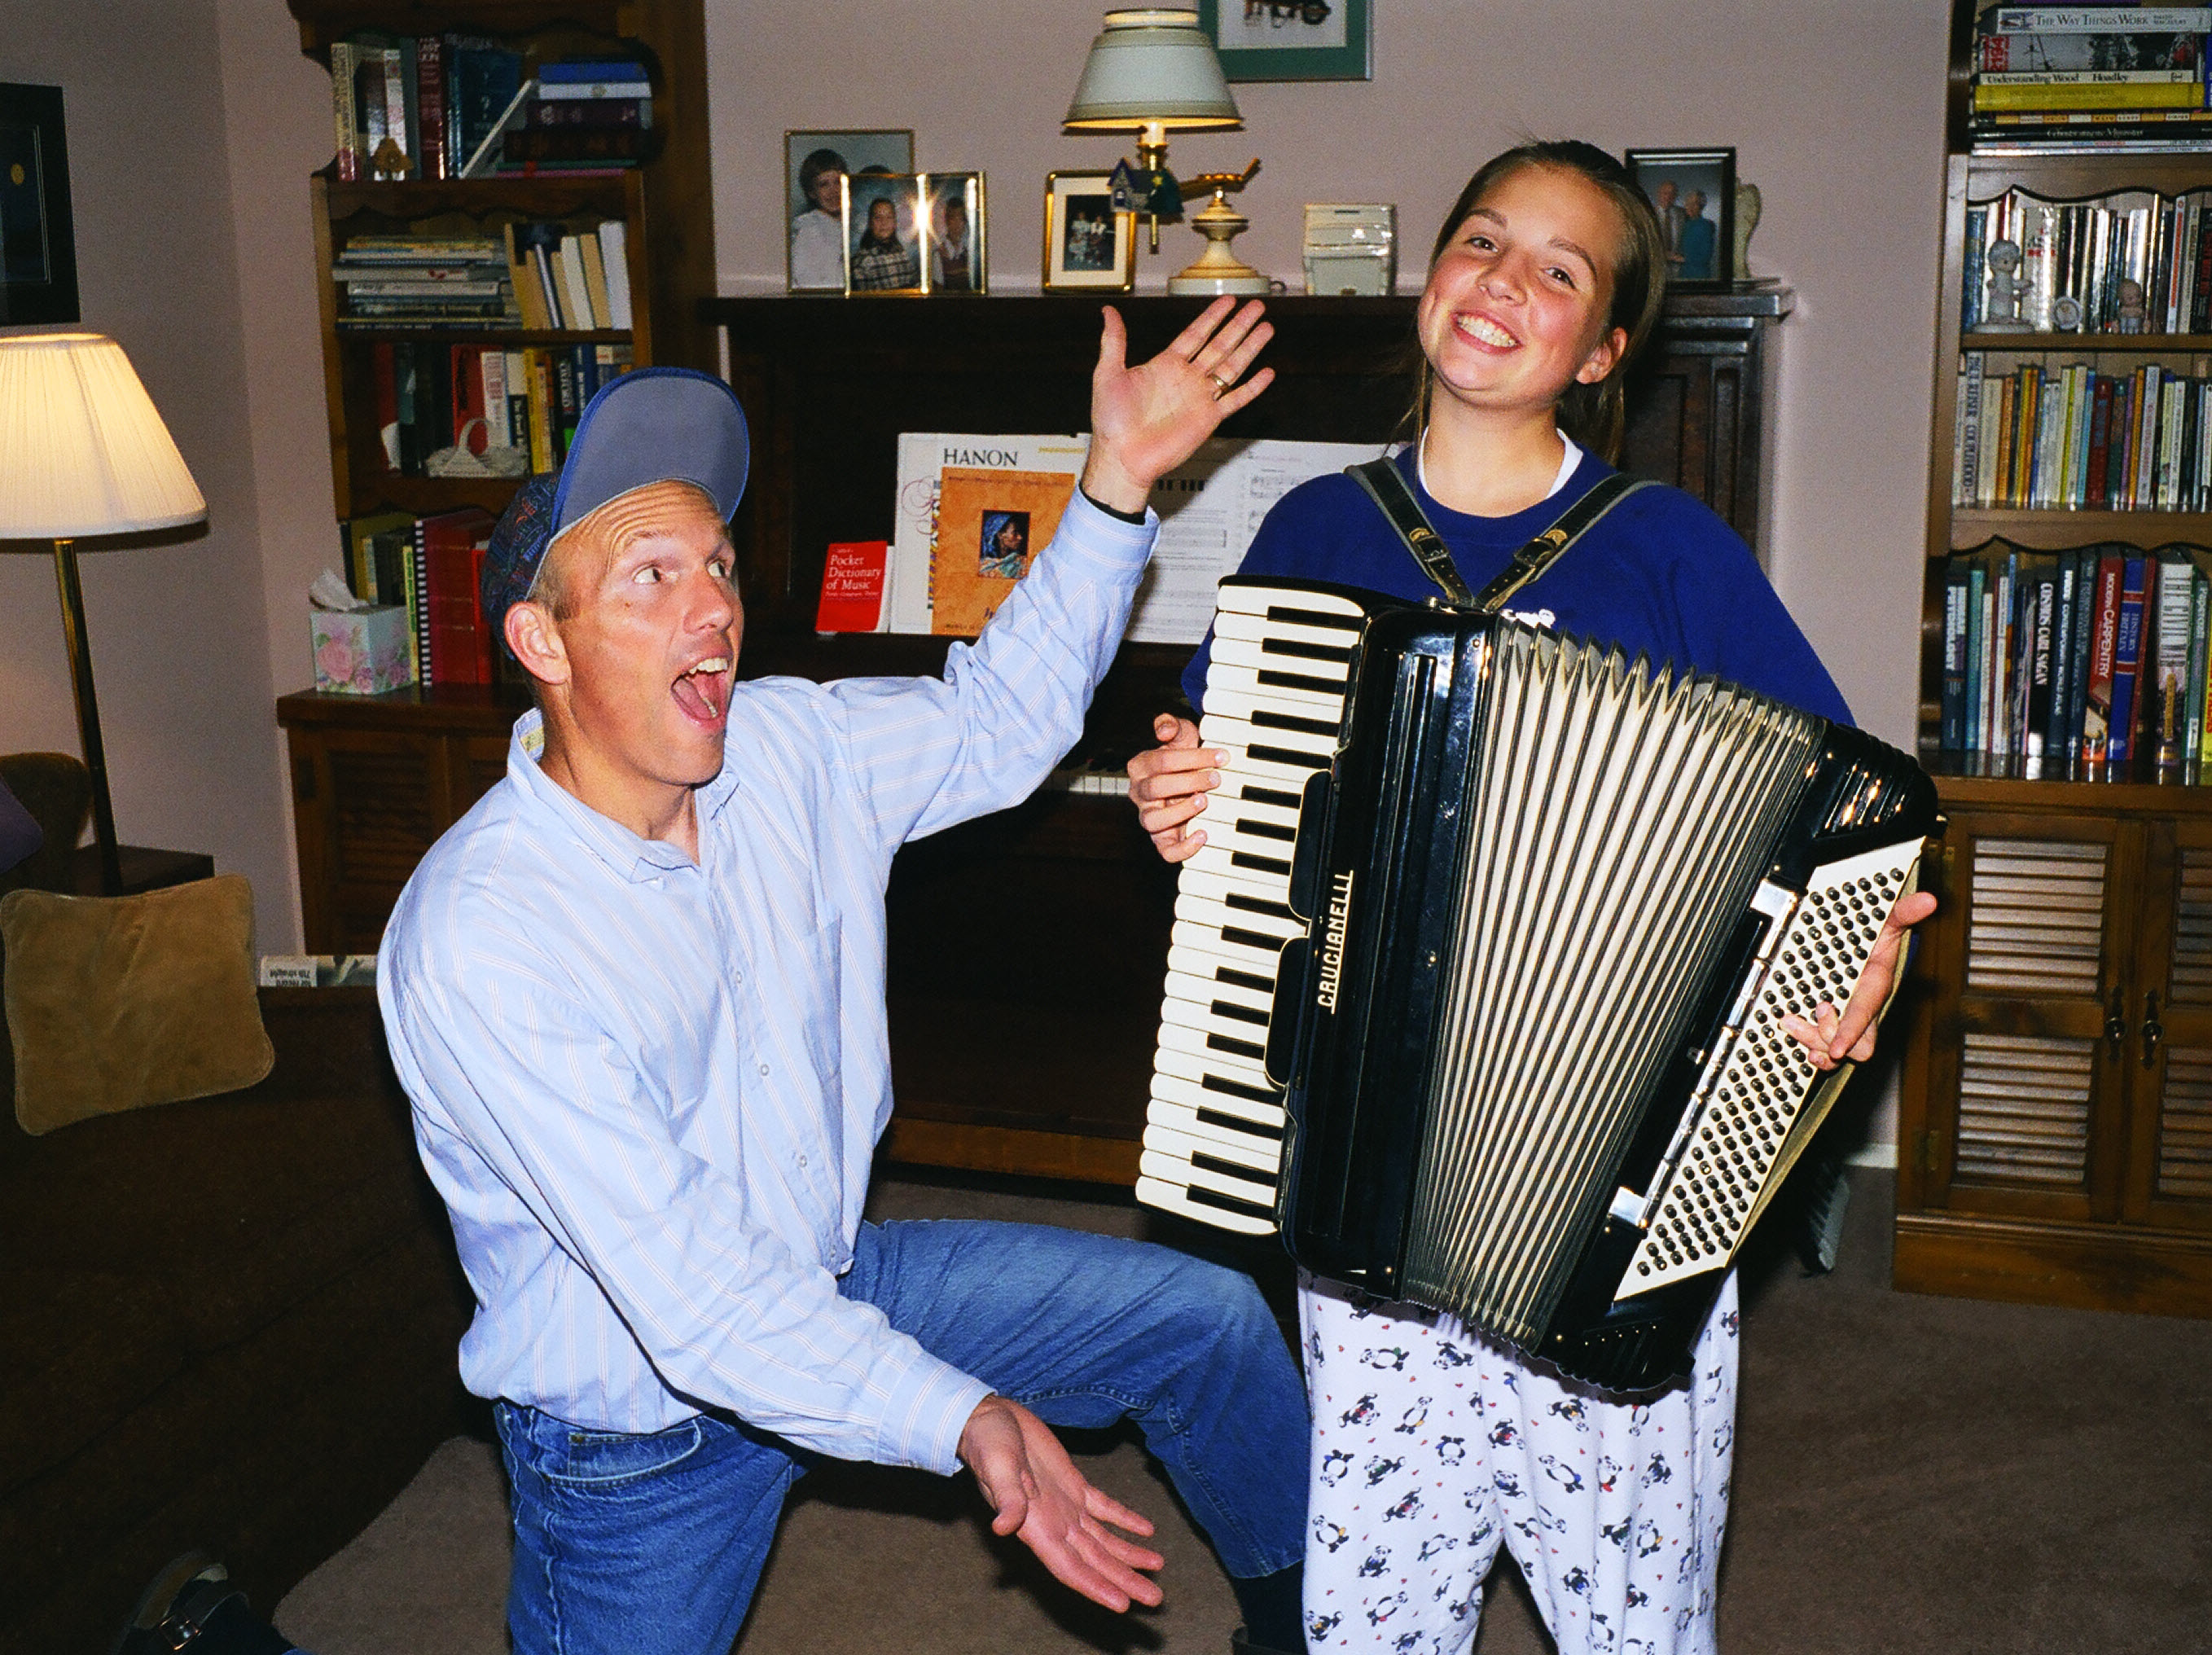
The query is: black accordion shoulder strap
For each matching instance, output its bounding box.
[1344,455,1656,616]
[1345,455,1473,606]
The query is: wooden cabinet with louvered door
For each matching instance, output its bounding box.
[2126,819,2212,1240]
[1898,784,2212,1314]
[280,687,523,954]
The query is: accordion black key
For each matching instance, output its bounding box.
[1138,577,1938,1391]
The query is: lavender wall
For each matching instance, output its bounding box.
[0,0,293,945]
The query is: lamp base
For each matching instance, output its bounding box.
[1167,190,1271,297]
[1165,269,1272,296]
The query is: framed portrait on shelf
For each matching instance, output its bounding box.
[1196,0,1371,82]
[923,172,987,295]
[1042,172,1135,293]
[0,83,79,324]
[784,128,912,292]
[842,170,926,296]
[1625,147,1736,289]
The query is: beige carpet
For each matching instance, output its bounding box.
[276,1170,2212,1654]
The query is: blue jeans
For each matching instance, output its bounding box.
[494,1218,1309,1655]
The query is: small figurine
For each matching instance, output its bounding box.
[1732,182,1762,281]
[1972,239,2031,331]
[2117,278,2148,334]
[2052,293,2084,333]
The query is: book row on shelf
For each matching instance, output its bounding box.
[372,340,634,476]
[1951,351,2212,510]
[1960,187,2212,335]
[336,506,512,691]
[1968,5,2212,149]
[328,34,652,182]
[1938,540,2212,777]
[333,221,631,331]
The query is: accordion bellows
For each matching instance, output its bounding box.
[1406,629,1823,1346]
[1139,580,1937,1391]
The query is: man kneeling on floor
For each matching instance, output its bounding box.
[371,303,1309,1655]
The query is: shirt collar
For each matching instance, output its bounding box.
[506,709,742,883]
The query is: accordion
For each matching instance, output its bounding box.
[1138,577,1938,1391]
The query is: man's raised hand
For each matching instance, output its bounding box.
[1081,298,1273,516]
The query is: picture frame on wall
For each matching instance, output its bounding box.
[1196,0,1372,83]
[923,172,987,295]
[1625,147,1736,290]
[0,82,80,324]
[842,170,926,296]
[785,128,913,292]
[1042,172,1135,293]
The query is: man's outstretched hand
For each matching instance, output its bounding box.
[958,1394,1165,1612]
[1081,297,1274,516]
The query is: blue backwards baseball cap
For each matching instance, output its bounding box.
[481,367,750,653]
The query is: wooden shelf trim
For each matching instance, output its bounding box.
[1932,770,2212,812]
[1958,331,2212,353]
[335,327,633,344]
[1948,510,2212,551]
[323,177,630,217]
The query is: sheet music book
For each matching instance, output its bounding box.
[886,432,1389,643]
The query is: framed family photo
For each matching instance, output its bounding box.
[1625,147,1736,289]
[784,128,912,292]
[841,170,925,296]
[1196,0,1372,82]
[0,83,79,325]
[923,172,987,294]
[1042,172,1134,293]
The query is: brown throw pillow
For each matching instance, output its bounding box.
[2,874,274,1136]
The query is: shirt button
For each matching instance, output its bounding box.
[758,1062,770,1076]
[796,1153,809,1170]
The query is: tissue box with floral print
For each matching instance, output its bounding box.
[310,604,413,694]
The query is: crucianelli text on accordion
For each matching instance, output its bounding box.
[1138,577,1938,1393]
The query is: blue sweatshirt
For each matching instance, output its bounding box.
[1183,446,1850,727]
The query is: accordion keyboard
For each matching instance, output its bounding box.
[1135,584,1370,1234]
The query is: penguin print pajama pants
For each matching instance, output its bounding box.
[1298,1270,1738,1655]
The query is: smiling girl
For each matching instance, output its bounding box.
[1129,140,1928,1654]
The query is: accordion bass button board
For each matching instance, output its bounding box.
[1137,577,1939,1392]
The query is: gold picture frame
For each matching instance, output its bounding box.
[1042,171,1135,293]
[841,171,989,296]
[921,172,988,295]
[784,129,913,292]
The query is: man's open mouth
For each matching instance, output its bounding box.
[672,656,730,722]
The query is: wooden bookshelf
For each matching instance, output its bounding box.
[1898,0,2212,1319]
[287,0,716,523]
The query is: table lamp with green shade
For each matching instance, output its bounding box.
[0,331,207,895]
[1063,7,1271,295]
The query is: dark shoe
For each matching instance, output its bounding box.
[112,1552,243,1653]
[1232,1628,1305,1655]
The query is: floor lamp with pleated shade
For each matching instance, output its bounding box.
[0,333,207,895]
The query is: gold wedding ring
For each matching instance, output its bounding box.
[1208,371,1232,399]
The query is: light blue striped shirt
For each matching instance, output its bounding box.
[377,492,1153,1474]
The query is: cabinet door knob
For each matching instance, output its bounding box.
[2108,988,2129,1056]
[2143,990,2164,1069]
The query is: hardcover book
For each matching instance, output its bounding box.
[2083,551,2126,763]
[2107,554,2155,765]
[930,468,1077,638]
